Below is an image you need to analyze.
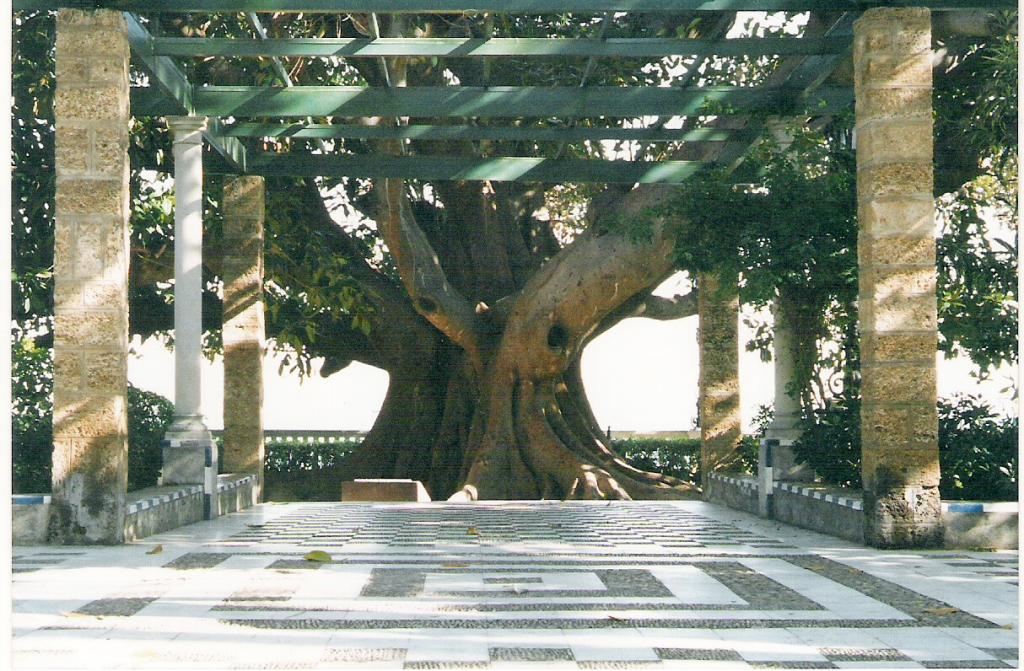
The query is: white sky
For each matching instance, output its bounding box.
[128,270,1016,433]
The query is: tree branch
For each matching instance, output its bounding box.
[635,292,698,321]
[499,184,683,379]
[377,178,485,369]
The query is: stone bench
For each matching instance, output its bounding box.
[342,479,431,502]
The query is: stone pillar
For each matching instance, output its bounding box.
[162,117,218,519]
[764,299,812,481]
[854,8,942,548]
[222,176,266,496]
[49,9,131,544]
[698,271,742,491]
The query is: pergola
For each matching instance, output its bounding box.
[14,0,1011,547]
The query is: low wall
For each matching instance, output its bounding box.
[942,501,1019,550]
[12,495,51,545]
[13,473,258,545]
[705,473,759,515]
[705,473,1017,549]
[218,474,259,514]
[772,482,865,544]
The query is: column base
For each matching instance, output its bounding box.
[864,485,943,549]
[166,414,214,442]
[768,442,817,482]
[161,433,219,520]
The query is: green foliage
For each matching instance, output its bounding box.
[11,341,175,494]
[12,339,53,494]
[936,173,1018,376]
[263,178,375,376]
[612,437,702,484]
[12,11,55,338]
[935,15,1019,182]
[939,395,1018,501]
[127,386,176,491]
[264,441,359,473]
[793,395,1018,501]
[792,397,863,490]
[611,436,758,487]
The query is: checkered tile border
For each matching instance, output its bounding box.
[126,485,202,515]
[774,482,863,511]
[219,474,258,493]
[708,473,758,491]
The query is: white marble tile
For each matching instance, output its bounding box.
[866,628,999,662]
[738,557,910,620]
[785,626,892,650]
[565,631,659,659]
[404,630,490,661]
[715,629,829,662]
[647,565,748,605]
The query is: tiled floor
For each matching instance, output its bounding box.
[12,501,1019,669]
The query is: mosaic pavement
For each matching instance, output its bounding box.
[12,501,1020,669]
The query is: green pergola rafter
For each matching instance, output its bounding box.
[145,36,851,59]
[13,0,1014,12]
[131,85,852,120]
[19,0,1013,183]
[125,13,248,171]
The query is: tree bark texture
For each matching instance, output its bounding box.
[267,177,700,502]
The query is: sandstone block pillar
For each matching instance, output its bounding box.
[698,271,742,491]
[854,7,942,548]
[162,116,218,519]
[222,176,266,497]
[49,9,131,544]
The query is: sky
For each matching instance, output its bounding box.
[128,270,1017,433]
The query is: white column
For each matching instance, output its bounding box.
[166,116,210,439]
[161,117,218,517]
[765,300,811,481]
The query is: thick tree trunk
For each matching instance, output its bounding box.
[271,175,699,502]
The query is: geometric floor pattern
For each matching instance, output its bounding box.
[12,501,1019,669]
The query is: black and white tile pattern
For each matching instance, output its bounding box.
[12,501,1019,669]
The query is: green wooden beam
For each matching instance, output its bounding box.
[219,122,758,143]
[131,85,851,119]
[124,13,248,172]
[232,152,708,183]
[14,0,1017,13]
[149,36,849,59]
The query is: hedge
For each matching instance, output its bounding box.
[13,341,175,494]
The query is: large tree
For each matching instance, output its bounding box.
[12,9,1015,501]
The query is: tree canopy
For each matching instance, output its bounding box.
[11,8,1018,500]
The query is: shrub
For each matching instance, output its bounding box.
[265,441,357,473]
[793,394,1018,500]
[12,340,53,494]
[939,395,1018,501]
[127,386,175,491]
[611,436,758,487]
[612,438,701,484]
[792,398,863,489]
[12,341,175,493]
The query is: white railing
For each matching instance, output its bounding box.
[211,429,366,445]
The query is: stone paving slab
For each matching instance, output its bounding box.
[12,501,1019,670]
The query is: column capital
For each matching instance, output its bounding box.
[166,116,209,142]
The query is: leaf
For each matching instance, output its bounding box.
[1001,623,1014,630]
[303,550,332,563]
[467,526,479,536]
[146,544,163,555]
[922,607,960,616]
